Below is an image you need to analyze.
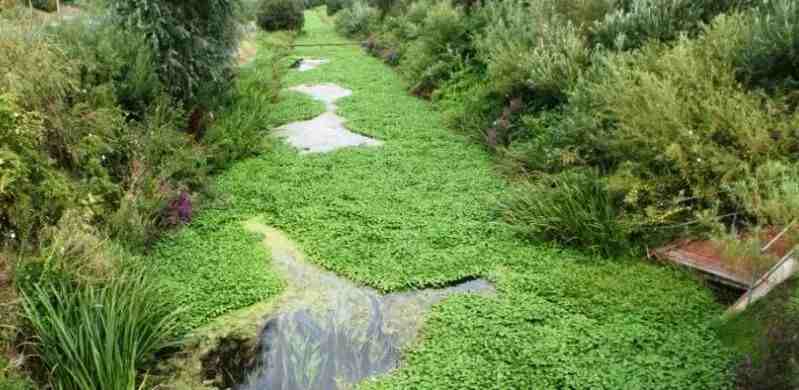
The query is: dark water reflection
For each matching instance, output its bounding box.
[240,222,494,390]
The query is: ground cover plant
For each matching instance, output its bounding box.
[145,11,734,387]
[330,0,799,384]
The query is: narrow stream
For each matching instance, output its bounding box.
[240,222,494,390]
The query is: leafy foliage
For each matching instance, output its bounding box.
[257,0,305,31]
[20,272,179,390]
[334,0,377,37]
[476,0,589,99]
[108,0,240,106]
[590,0,753,50]
[326,0,349,15]
[734,0,799,91]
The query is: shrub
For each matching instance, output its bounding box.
[109,0,240,106]
[326,0,349,15]
[729,161,799,227]
[334,0,377,37]
[734,0,799,91]
[256,0,305,31]
[0,93,72,242]
[20,272,179,390]
[31,0,56,11]
[397,1,471,95]
[564,13,799,232]
[50,19,163,119]
[433,67,500,138]
[590,0,756,50]
[0,18,218,249]
[476,0,589,100]
[304,0,324,8]
[502,170,629,255]
[370,0,397,18]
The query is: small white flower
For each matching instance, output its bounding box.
[696,158,702,163]
[9,232,15,239]
[101,155,107,161]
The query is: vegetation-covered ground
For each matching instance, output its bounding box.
[150,10,734,388]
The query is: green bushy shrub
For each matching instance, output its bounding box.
[109,0,240,106]
[477,0,589,100]
[502,169,628,255]
[433,67,500,137]
[590,0,757,50]
[20,272,178,390]
[0,18,218,249]
[735,0,799,91]
[326,0,350,15]
[565,12,799,231]
[369,0,397,18]
[335,0,377,37]
[257,0,305,31]
[397,1,472,95]
[729,161,799,227]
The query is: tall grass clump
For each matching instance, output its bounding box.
[326,0,350,15]
[19,272,178,390]
[503,170,628,255]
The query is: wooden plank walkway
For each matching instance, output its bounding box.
[652,228,795,290]
[653,240,753,289]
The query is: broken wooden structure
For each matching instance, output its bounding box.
[652,226,797,313]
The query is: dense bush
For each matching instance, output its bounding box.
[397,2,472,96]
[477,0,589,100]
[589,0,751,50]
[304,0,324,8]
[334,0,377,37]
[566,14,799,231]
[257,0,305,31]
[108,0,240,107]
[734,0,799,91]
[326,0,349,15]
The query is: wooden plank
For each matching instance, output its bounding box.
[655,246,750,289]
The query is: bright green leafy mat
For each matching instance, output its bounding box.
[148,10,734,388]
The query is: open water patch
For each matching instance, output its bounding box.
[273,83,382,154]
[238,221,494,390]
